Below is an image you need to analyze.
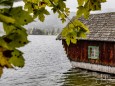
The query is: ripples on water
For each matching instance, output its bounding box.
[0,35,115,86]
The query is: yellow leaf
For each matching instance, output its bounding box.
[71,38,77,44]
[66,37,70,46]
[0,53,13,68]
[77,0,85,6]
[0,13,15,24]
[76,6,85,18]
[0,67,3,77]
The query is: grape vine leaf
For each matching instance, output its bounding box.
[0,52,13,68]
[3,23,29,49]
[0,13,15,24]
[77,0,85,6]
[3,7,34,25]
[77,0,106,18]
[33,8,50,22]
[9,49,25,67]
[71,38,77,44]
[0,0,13,6]
[62,19,89,46]
[66,37,70,46]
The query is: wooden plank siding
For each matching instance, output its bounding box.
[62,40,115,67]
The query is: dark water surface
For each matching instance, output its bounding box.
[0,35,115,86]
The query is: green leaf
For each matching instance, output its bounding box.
[43,9,50,15]
[76,0,107,19]
[76,6,85,18]
[9,49,25,67]
[61,18,66,23]
[74,20,89,32]
[0,52,13,68]
[53,0,58,3]
[33,8,49,22]
[3,24,29,49]
[66,37,70,46]
[0,13,15,24]
[24,2,33,13]
[84,9,90,19]
[71,38,77,44]
[57,0,66,11]
[61,27,68,37]
[79,32,87,38]
[38,14,45,22]
[0,37,9,49]
[8,7,34,25]
[69,23,74,28]
[77,0,84,6]
[101,0,106,2]
[61,18,89,46]
[0,0,13,6]
[3,23,15,35]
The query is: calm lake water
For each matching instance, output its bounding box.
[1,35,115,86]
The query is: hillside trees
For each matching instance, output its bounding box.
[27,28,61,35]
[0,0,106,76]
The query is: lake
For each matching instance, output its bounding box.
[0,35,115,86]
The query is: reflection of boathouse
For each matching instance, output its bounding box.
[57,12,115,74]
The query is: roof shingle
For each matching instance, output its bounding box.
[57,12,115,42]
[83,12,115,41]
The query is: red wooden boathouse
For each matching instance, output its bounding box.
[57,12,115,74]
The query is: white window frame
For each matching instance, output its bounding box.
[88,46,99,59]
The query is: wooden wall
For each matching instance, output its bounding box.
[62,40,115,67]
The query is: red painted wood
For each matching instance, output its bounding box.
[62,40,115,67]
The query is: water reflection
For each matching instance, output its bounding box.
[61,68,115,86]
[1,36,115,86]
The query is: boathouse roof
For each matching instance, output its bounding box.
[57,12,115,42]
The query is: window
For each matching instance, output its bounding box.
[88,46,99,59]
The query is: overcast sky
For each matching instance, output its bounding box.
[66,0,115,12]
[1,0,115,33]
[14,0,115,12]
